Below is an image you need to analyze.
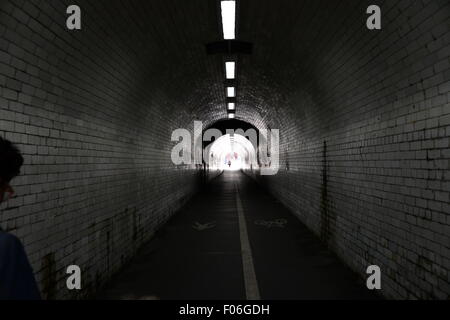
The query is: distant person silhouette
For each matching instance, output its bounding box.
[0,137,41,300]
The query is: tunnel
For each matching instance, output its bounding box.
[0,0,449,301]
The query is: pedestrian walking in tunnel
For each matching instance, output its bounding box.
[0,137,41,300]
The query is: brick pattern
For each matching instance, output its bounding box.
[0,0,207,299]
[244,0,450,299]
[0,0,449,300]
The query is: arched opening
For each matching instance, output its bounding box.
[199,118,263,178]
[206,133,257,171]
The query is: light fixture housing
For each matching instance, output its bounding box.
[225,61,235,79]
[228,113,235,119]
[221,1,236,40]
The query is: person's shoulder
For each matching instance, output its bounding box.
[0,231,24,250]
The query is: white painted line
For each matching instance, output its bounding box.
[235,183,261,300]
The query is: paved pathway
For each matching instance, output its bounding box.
[97,171,380,300]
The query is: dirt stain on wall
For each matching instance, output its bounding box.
[320,140,330,245]
[41,252,56,300]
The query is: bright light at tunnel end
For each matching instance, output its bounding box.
[221,0,236,40]
[170,121,280,176]
[209,134,253,172]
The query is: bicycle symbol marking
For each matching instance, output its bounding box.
[254,219,287,229]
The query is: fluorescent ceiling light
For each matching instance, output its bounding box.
[221,1,236,40]
[227,87,235,97]
[228,102,235,110]
[225,61,235,79]
[228,113,235,119]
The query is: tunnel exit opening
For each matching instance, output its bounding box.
[196,118,280,176]
[199,119,261,179]
[206,133,257,171]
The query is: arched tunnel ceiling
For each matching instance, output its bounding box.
[0,0,449,300]
[58,0,449,140]
[75,0,385,132]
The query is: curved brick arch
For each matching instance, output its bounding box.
[0,0,448,300]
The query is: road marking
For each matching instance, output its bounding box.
[235,183,261,300]
[254,218,288,229]
[192,221,216,231]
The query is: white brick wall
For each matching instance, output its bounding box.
[251,0,450,300]
[0,0,203,299]
[0,0,449,300]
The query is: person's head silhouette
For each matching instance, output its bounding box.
[0,137,23,204]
